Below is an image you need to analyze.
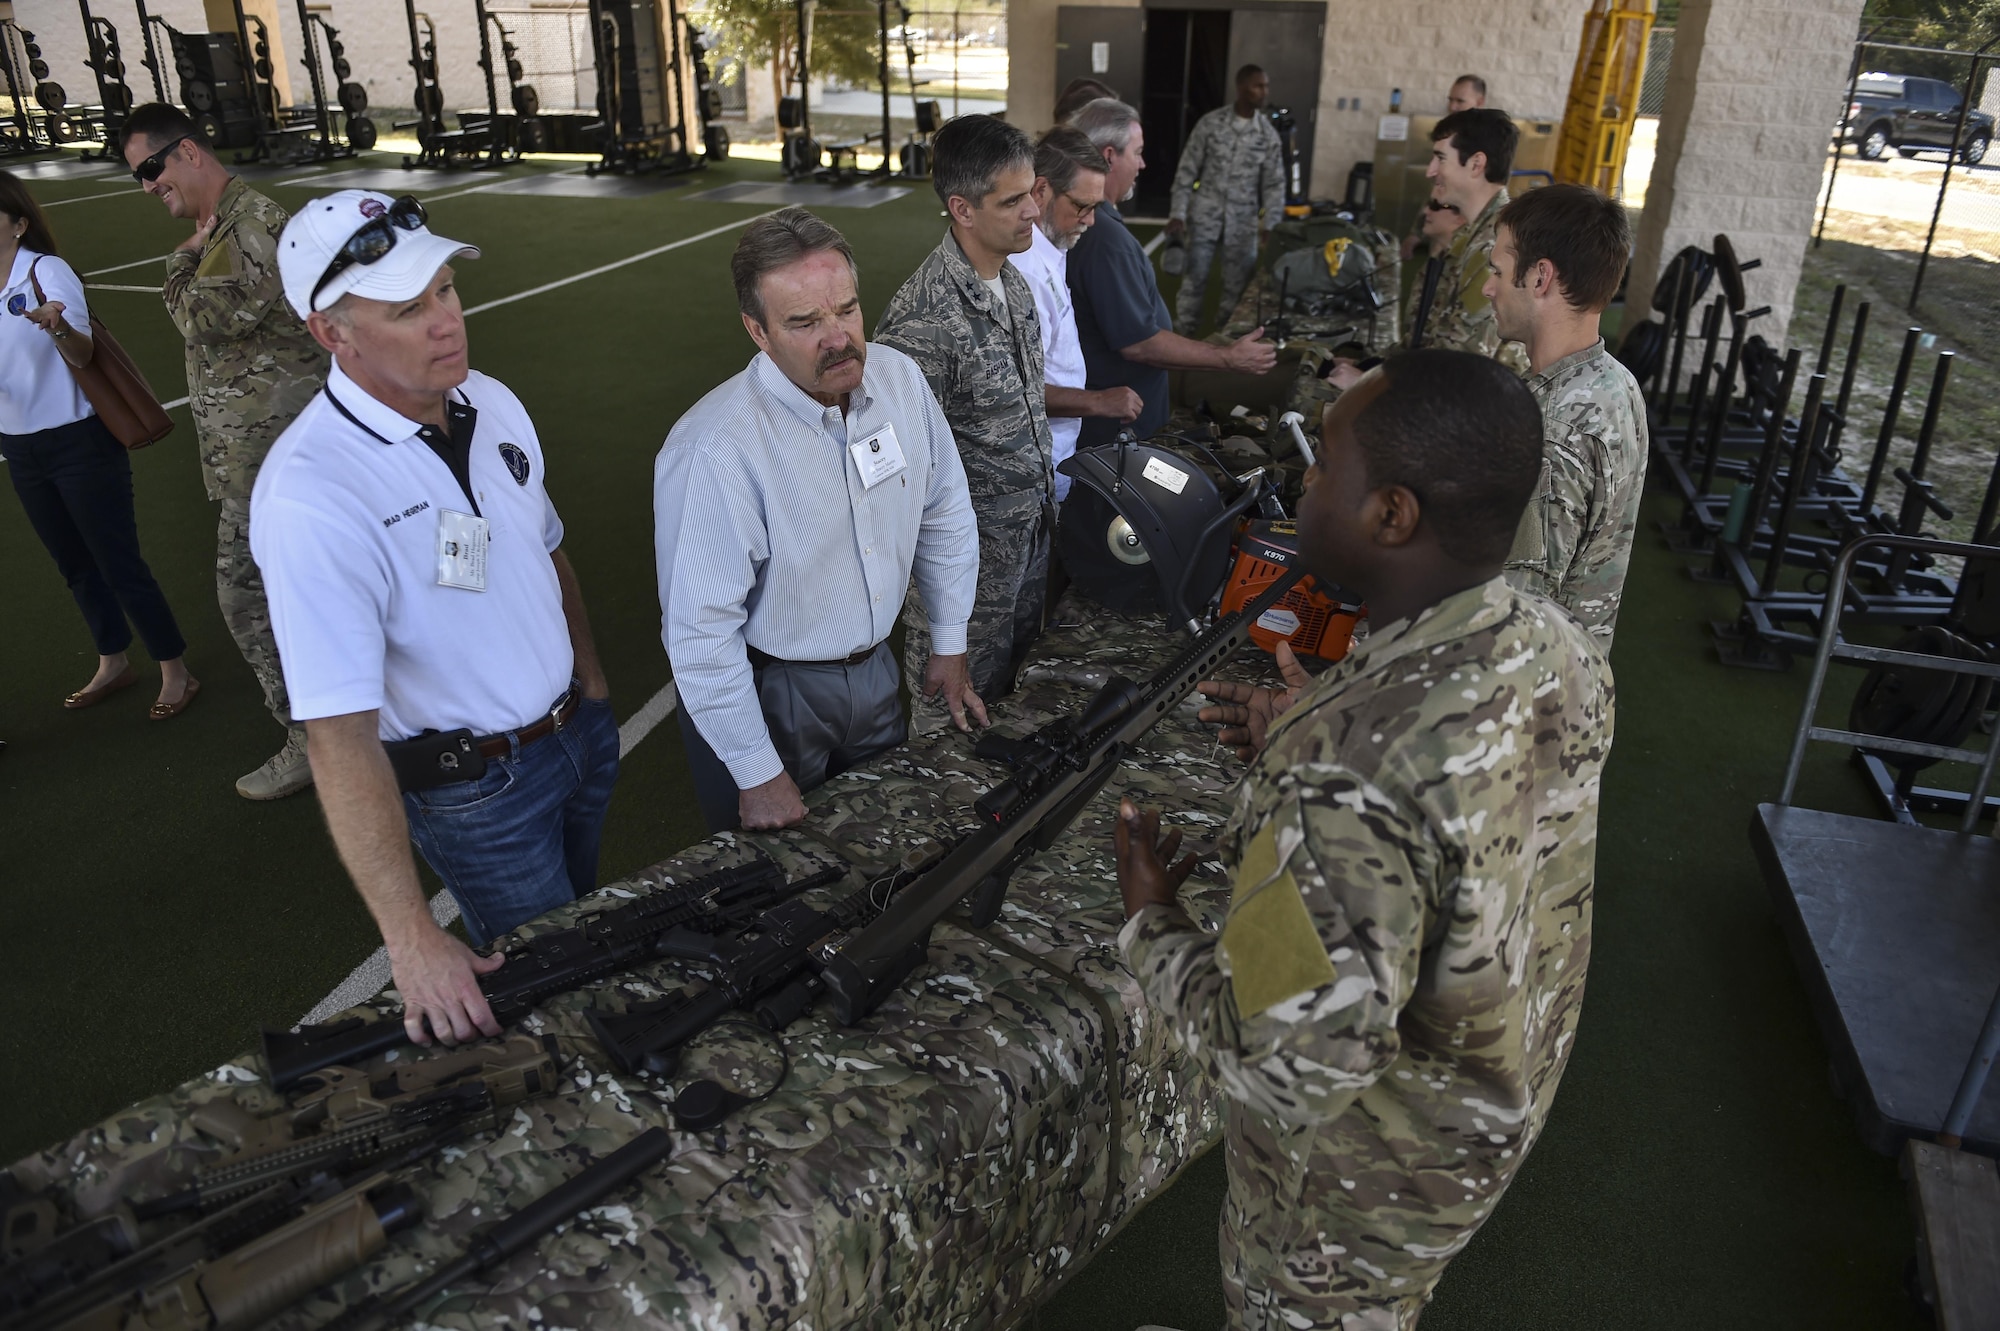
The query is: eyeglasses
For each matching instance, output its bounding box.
[1061,193,1100,219]
[130,136,191,184]
[309,195,428,311]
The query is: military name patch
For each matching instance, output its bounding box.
[499,442,531,485]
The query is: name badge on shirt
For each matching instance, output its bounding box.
[849,424,908,490]
[437,509,489,591]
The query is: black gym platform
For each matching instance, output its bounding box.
[1751,803,2000,1155]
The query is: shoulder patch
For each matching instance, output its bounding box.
[1221,821,1338,1019]
[196,240,241,280]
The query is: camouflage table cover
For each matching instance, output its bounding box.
[9,595,1282,1330]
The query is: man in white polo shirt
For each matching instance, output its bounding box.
[657,207,983,833]
[1009,125,1142,504]
[252,191,617,1046]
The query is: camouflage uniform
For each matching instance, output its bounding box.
[1412,188,1529,375]
[7,593,1293,1331]
[162,176,328,727]
[1171,107,1286,336]
[1505,340,1651,645]
[875,231,1055,715]
[1121,577,1613,1329]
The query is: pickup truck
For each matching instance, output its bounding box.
[1835,71,1992,164]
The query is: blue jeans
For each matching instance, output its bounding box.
[403,694,620,946]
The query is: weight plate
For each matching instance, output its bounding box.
[29,58,51,80]
[332,56,352,80]
[104,84,133,113]
[254,57,272,80]
[195,110,224,143]
[18,28,37,43]
[419,58,438,82]
[176,57,198,82]
[511,84,539,117]
[45,114,74,143]
[184,80,216,112]
[781,134,821,175]
[103,57,124,79]
[506,59,523,83]
[703,89,722,119]
[337,81,368,115]
[328,39,345,58]
[36,82,66,112]
[416,84,444,117]
[346,114,377,149]
[704,123,730,161]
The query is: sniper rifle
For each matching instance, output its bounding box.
[587,569,1305,1096]
[262,858,839,1090]
[324,1127,676,1331]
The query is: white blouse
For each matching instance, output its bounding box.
[0,247,94,436]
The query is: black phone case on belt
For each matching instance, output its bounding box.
[382,728,488,792]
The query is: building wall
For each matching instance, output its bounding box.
[1627,0,1866,343]
[1007,0,1582,189]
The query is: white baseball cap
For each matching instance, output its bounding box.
[278,190,480,318]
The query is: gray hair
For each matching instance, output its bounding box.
[1033,125,1104,197]
[730,206,859,323]
[1069,98,1140,155]
[930,113,1035,211]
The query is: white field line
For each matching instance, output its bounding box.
[461,212,778,316]
[42,187,138,208]
[1142,231,1167,257]
[295,680,680,1026]
[86,252,174,277]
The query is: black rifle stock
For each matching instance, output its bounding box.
[584,843,945,1078]
[325,1128,676,1331]
[262,859,836,1090]
[816,569,1307,1025]
[1408,253,1446,350]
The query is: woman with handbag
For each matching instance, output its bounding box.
[1,171,199,718]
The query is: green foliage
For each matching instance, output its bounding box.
[1856,0,2000,84]
[698,0,886,114]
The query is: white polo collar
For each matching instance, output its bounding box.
[323,358,464,446]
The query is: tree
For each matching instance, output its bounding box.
[697,0,886,120]
[1856,0,2000,84]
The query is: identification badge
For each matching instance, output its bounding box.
[436,509,489,591]
[849,425,908,490]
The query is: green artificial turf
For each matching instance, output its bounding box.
[0,155,1935,1329]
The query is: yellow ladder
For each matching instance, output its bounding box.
[1555,0,1656,194]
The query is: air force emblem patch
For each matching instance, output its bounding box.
[499,442,531,485]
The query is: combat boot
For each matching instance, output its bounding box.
[237,728,314,800]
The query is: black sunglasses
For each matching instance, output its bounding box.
[131,135,191,184]
[309,196,429,311]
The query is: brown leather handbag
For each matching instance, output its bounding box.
[30,260,175,450]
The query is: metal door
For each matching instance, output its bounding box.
[1225,3,1324,194]
[1055,6,1144,117]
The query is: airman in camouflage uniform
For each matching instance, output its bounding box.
[875,117,1055,720]
[1169,66,1287,336]
[1504,342,1648,642]
[1483,184,1649,644]
[1119,351,1611,1330]
[1417,187,1528,373]
[128,107,329,799]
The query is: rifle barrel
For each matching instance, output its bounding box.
[818,569,1307,1023]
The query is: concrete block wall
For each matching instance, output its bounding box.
[1627,0,1865,345]
[1307,0,1582,193]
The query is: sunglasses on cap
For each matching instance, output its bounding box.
[130,135,192,184]
[309,195,429,311]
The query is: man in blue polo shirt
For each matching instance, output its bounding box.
[1064,98,1277,447]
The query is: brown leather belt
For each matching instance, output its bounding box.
[747,643,881,669]
[474,688,579,759]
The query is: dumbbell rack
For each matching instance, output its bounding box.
[77,0,137,159]
[0,20,66,157]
